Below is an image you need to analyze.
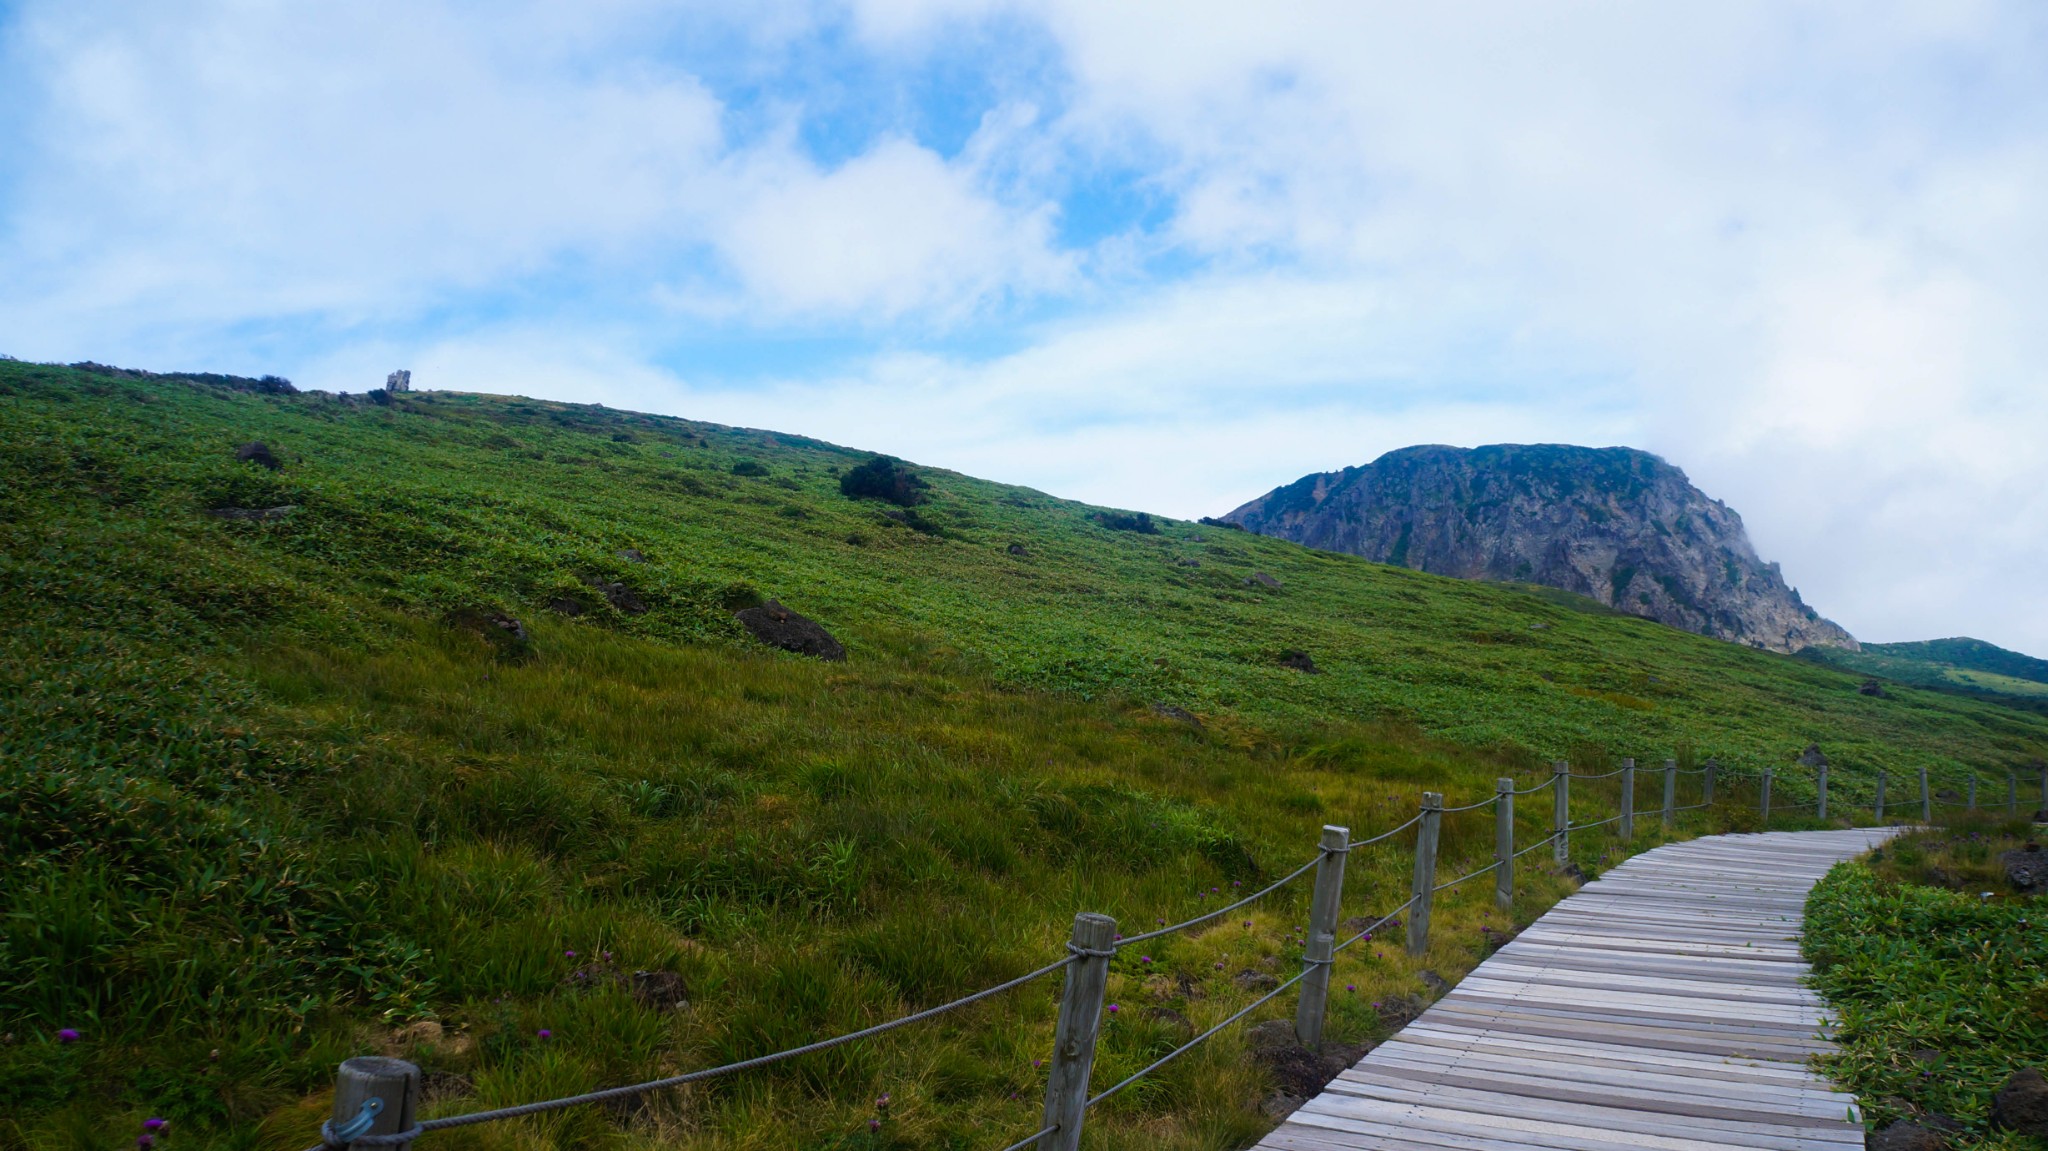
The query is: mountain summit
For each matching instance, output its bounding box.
[1223,443,1857,654]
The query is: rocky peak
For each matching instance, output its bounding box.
[1223,443,1856,654]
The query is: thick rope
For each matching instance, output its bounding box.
[1571,813,1624,831]
[303,953,1073,1147]
[1431,862,1497,893]
[1510,832,1559,860]
[1510,776,1558,795]
[1116,855,1321,948]
[992,1124,1059,1151]
[1572,767,1629,780]
[1347,813,1422,849]
[1332,899,1418,954]
[1437,794,1499,814]
[1085,964,1313,1108]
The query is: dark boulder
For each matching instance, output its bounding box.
[1233,970,1280,993]
[1278,649,1321,674]
[1798,743,1829,768]
[1151,703,1202,729]
[1869,1123,1946,1151]
[631,970,688,1012]
[1859,678,1888,697]
[235,441,281,470]
[1991,1067,2048,1136]
[1418,970,1450,998]
[2003,844,2044,893]
[585,579,646,614]
[1006,543,1028,557]
[616,548,646,563]
[547,597,586,616]
[735,599,846,661]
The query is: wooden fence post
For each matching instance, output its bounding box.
[1760,769,1773,823]
[1920,767,1931,823]
[1040,912,1115,1151]
[1294,825,1350,1049]
[1552,762,1570,866]
[1662,758,1676,830]
[1619,758,1635,841]
[1704,757,1717,806]
[1874,773,1886,824]
[330,1057,420,1151]
[1408,793,1442,958]
[1817,762,1828,821]
[1495,778,1515,911]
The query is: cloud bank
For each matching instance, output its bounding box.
[2,1,2045,652]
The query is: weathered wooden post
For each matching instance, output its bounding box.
[1919,767,1931,823]
[1874,773,1886,824]
[1662,758,1677,830]
[1494,778,1515,911]
[1294,825,1350,1048]
[1760,769,1773,823]
[1817,762,1829,821]
[1408,793,1443,958]
[1619,758,1635,841]
[1968,776,1977,811]
[1040,912,1115,1151]
[329,1057,420,1151]
[1552,761,1570,866]
[1704,757,1718,806]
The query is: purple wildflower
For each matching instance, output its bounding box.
[537,1029,553,1039]
[1106,1003,1119,1014]
[869,1118,881,1132]
[1140,956,1152,964]
[56,1029,79,1044]
[143,1119,166,1132]
[1345,984,1356,992]
[137,1138,154,1150]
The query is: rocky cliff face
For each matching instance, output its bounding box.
[1224,444,1857,654]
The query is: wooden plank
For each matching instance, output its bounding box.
[1249,828,1891,1151]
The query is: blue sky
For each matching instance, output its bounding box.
[4,1,2047,654]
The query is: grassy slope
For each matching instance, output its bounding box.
[2,360,2044,1150]
[1806,818,2048,1149]
[1803,639,2048,713]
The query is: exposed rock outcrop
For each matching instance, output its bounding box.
[1224,444,1857,654]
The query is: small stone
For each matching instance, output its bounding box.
[1260,1093,1304,1120]
[1151,703,1202,728]
[2001,844,2044,893]
[1245,572,1282,590]
[616,548,646,563]
[235,441,281,470]
[1006,543,1028,557]
[585,578,647,614]
[1277,649,1321,674]
[1243,1019,1296,1050]
[1859,678,1888,697]
[631,970,688,1012]
[1990,1067,2048,1136]
[1233,970,1281,993]
[1141,1006,1194,1036]
[395,1020,444,1046]
[547,597,586,616]
[1418,970,1450,997]
[1797,743,1829,768]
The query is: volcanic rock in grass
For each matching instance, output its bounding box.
[631,970,688,1012]
[1375,994,1424,1029]
[1233,970,1280,993]
[1798,743,1829,767]
[1860,678,1889,697]
[1151,703,1202,729]
[547,597,585,616]
[1277,649,1321,674]
[235,441,282,470]
[616,548,645,563]
[1992,1068,2048,1135]
[1418,969,1450,998]
[585,578,646,614]
[1006,542,1028,556]
[207,505,297,522]
[1870,1123,1947,1151]
[1141,1006,1194,1037]
[735,599,846,661]
[1245,571,1281,589]
[2003,844,2044,893]
[1478,924,1516,953]
[448,609,531,661]
[1243,1018,1370,1103]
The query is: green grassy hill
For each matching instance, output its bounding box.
[1801,636,2048,715]
[3,359,2043,1151]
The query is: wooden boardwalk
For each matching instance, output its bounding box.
[1259,829,1895,1151]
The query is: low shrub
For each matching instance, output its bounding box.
[839,455,927,506]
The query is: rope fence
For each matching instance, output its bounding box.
[305,751,2044,1151]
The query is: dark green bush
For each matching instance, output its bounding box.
[838,455,926,506]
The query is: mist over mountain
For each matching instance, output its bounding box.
[1224,444,1857,654]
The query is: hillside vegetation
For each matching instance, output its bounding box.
[1804,637,2048,715]
[2,359,2044,1150]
